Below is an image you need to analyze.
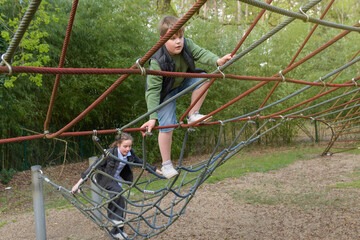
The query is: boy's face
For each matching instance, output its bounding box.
[164,31,184,56]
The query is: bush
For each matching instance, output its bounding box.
[0,168,17,184]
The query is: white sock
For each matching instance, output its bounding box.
[162,160,172,166]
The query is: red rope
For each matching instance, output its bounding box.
[44,0,79,133]
[0,113,332,145]
[266,76,360,118]
[307,96,360,118]
[259,0,337,110]
[231,0,273,57]
[4,66,358,87]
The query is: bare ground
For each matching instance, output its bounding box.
[1,152,360,240]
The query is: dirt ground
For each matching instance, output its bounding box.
[1,152,360,240]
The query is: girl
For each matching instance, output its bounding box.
[72,132,161,239]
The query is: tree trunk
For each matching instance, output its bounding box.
[214,0,218,16]
[203,2,207,19]
[245,4,248,22]
[237,1,241,23]
[221,0,225,23]
[158,0,176,15]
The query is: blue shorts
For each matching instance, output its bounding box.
[158,77,207,132]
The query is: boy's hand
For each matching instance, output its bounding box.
[141,119,156,137]
[217,54,233,66]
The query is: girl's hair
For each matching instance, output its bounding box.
[109,132,133,148]
[158,15,184,37]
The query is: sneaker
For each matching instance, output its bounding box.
[111,219,124,227]
[187,111,212,124]
[113,232,128,239]
[161,164,178,179]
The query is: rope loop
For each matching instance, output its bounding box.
[279,115,285,120]
[1,54,13,76]
[319,77,326,87]
[145,127,153,137]
[217,66,226,79]
[299,7,310,22]
[279,70,286,82]
[352,78,358,87]
[116,128,122,134]
[219,120,225,126]
[136,58,146,76]
[247,116,255,124]
[93,129,97,137]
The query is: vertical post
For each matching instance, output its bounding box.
[31,165,46,240]
[89,156,102,222]
[314,120,319,143]
[79,135,83,161]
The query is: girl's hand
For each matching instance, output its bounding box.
[71,180,82,194]
[156,169,163,175]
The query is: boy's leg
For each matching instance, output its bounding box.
[157,91,179,179]
[179,77,212,123]
[158,131,173,162]
[189,81,210,116]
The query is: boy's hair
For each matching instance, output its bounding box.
[158,15,184,37]
[109,132,133,148]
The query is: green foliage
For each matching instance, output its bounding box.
[0,0,58,87]
[1,0,359,170]
[0,168,16,184]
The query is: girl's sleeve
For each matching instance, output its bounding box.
[80,155,106,179]
[132,150,157,172]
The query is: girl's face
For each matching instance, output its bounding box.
[117,139,132,156]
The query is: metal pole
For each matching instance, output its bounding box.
[89,156,102,222]
[314,120,319,143]
[31,165,46,240]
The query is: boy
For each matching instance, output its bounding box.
[141,15,232,179]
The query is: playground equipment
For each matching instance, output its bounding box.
[1,0,360,239]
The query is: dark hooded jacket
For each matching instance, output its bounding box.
[81,147,156,187]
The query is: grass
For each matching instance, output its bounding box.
[221,146,360,209]
[333,180,360,189]
[331,166,360,189]
[0,220,7,228]
[232,188,351,209]
[206,145,322,183]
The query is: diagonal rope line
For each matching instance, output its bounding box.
[1,0,43,66]
[240,0,360,32]
[44,0,80,133]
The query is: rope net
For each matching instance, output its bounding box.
[1,0,360,239]
[41,118,277,239]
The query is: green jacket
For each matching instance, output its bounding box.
[145,38,219,119]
